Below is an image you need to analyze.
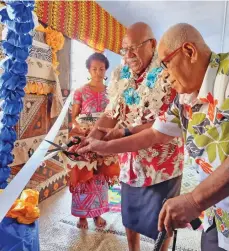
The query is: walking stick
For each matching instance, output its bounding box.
[153,200,202,251]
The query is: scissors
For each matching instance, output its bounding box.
[45,136,81,160]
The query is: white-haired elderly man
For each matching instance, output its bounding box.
[79,23,229,251]
[75,22,184,251]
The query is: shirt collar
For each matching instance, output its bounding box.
[197,52,220,101]
[179,52,220,106]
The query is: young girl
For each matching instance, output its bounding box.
[69,53,118,229]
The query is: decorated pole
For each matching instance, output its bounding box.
[0,1,35,188]
[0,1,40,250]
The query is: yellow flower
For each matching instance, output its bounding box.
[45,27,65,51]
[20,189,39,206]
[6,189,40,225]
[36,24,65,74]
[44,189,49,198]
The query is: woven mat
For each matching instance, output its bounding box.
[39,160,202,251]
[39,211,201,251]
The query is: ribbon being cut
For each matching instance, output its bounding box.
[45,133,120,192]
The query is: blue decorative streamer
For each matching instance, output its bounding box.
[0,1,34,189]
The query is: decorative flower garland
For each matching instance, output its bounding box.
[25,81,54,95]
[121,65,163,106]
[36,24,65,74]
[106,56,170,126]
[0,0,35,189]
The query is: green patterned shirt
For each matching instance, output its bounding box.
[153,52,229,250]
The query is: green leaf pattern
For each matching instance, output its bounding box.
[218,53,229,76]
[210,53,220,68]
[161,52,229,237]
[194,123,229,164]
[206,207,229,237]
[187,113,207,135]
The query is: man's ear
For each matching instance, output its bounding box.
[150,38,157,49]
[182,42,198,63]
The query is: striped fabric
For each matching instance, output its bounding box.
[35,1,126,53]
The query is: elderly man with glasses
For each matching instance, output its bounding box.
[79,23,229,251]
[78,22,184,251]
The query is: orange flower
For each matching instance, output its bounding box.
[20,189,39,205]
[217,113,224,120]
[200,92,218,122]
[195,159,213,174]
[216,208,223,217]
[220,224,225,231]
[44,189,49,198]
[184,104,192,119]
[36,25,65,74]
[53,183,59,191]
[45,27,65,51]
[6,189,40,224]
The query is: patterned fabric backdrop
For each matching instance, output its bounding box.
[9,129,68,203]
[35,1,126,53]
[6,24,69,202]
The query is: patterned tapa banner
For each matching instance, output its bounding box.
[35,1,126,54]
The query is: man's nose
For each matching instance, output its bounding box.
[125,49,135,59]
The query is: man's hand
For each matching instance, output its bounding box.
[98,127,124,141]
[77,137,110,156]
[88,127,106,140]
[69,124,85,137]
[158,193,202,237]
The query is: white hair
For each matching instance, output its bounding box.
[159,23,210,53]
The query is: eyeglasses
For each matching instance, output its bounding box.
[160,46,182,70]
[120,39,152,56]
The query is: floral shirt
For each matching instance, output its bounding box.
[153,52,229,250]
[105,58,184,187]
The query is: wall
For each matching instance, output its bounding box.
[70,40,122,90]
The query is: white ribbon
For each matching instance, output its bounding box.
[0,91,73,222]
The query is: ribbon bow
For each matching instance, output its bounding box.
[0,189,40,224]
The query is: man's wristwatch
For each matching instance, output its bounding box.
[124,128,132,137]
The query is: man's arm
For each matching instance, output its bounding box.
[158,156,229,236]
[106,128,173,153]
[88,114,117,140]
[130,122,154,134]
[81,95,182,154]
[79,127,174,155]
